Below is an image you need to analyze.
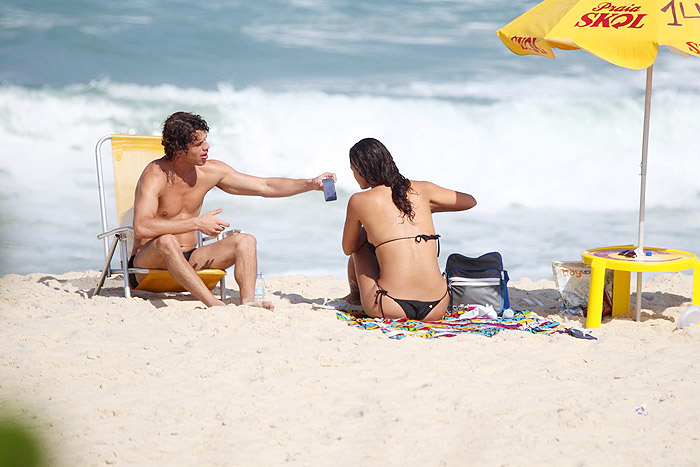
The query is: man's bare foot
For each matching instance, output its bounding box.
[241,299,275,311]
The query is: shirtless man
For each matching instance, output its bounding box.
[131,111,335,308]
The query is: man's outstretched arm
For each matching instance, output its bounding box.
[213,160,335,198]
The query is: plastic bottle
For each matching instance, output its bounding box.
[502,308,515,319]
[254,273,266,300]
[677,305,700,329]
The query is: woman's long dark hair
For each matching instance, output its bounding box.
[349,138,415,221]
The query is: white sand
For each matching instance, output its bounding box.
[1,271,699,466]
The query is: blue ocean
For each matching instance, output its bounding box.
[1,0,699,281]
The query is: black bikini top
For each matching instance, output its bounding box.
[370,234,441,256]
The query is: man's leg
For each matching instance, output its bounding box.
[189,232,273,310]
[133,234,225,307]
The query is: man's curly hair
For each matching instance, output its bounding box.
[162,112,210,160]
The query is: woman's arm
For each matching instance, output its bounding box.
[421,181,477,213]
[342,194,367,255]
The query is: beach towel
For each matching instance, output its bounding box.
[336,307,569,340]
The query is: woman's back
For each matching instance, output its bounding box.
[353,181,445,299]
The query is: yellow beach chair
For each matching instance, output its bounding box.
[92,134,227,299]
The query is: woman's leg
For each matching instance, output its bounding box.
[349,243,405,318]
[344,255,361,305]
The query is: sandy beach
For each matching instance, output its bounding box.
[1,270,699,466]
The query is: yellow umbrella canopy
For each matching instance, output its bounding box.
[498,0,700,69]
[497,0,700,252]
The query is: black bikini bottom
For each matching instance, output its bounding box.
[374,286,449,321]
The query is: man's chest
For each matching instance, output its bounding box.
[157,178,213,216]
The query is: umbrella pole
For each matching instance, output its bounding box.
[635,64,654,322]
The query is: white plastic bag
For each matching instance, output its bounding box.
[552,261,612,317]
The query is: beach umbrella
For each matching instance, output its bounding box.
[497,0,700,318]
[498,0,700,254]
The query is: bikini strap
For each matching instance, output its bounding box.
[374,287,388,319]
[374,234,441,256]
[415,234,441,257]
[437,284,449,303]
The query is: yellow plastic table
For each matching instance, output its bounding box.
[582,246,700,328]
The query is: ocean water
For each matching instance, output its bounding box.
[1,0,699,281]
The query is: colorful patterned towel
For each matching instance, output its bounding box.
[336,308,569,339]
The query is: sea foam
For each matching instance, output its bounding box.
[1,80,698,276]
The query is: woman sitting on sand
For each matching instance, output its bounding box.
[343,138,477,321]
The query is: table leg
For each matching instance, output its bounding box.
[693,262,700,306]
[612,270,631,317]
[635,272,643,322]
[586,259,606,328]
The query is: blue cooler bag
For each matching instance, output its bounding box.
[445,252,510,315]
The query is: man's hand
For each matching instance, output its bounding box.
[198,208,230,236]
[311,172,337,191]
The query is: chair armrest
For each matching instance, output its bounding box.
[97,226,134,240]
[98,226,239,242]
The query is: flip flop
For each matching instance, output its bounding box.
[567,327,597,340]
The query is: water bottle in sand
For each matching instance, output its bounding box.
[254,273,266,300]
